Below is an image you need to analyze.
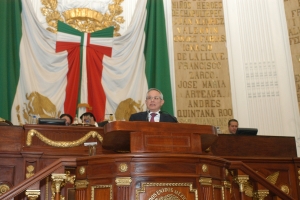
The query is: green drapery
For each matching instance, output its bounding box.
[144,0,174,115]
[0,0,22,120]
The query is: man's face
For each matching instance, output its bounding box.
[61,116,71,125]
[82,115,95,125]
[145,90,164,112]
[228,121,238,134]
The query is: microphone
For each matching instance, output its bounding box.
[159,111,178,123]
[146,110,150,121]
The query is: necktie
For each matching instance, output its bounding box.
[150,113,157,122]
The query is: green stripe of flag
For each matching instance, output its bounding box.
[144,0,174,115]
[0,0,22,121]
[57,21,85,111]
[91,26,114,37]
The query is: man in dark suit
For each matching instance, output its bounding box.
[129,88,177,123]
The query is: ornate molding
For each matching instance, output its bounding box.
[253,190,269,199]
[25,189,41,200]
[266,171,279,185]
[79,166,86,175]
[75,180,89,189]
[26,129,103,147]
[201,164,208,173]
[91,185,112,200]
[26,165,35,179]
[136,182,198,200]
[51,172,75,199]
[118,163,128,172]
[199,177,212,186]
[0,184,10,196]
[280,185,290,194]
[233,175,249,193]
[115,177,132,186]
[223,181,231,189]
[41,0,125,35]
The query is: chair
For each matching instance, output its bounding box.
[0,117,13,126]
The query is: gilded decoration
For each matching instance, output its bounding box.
[136,182,198,200]
[199,177,212,186]
[75,180,89,189]
[0,184,10,195]
[201,164,208,173]
[46,176,49,200]
[242,181,254,197]
[51,172,75,200]
[232,170,284,198]
[16,92,61,125]
[25,190,41,200]
[253,190,269,199]
[115,98,143,121]
[26,129,103,147]
[26,165,35,179]
[212,184,225,200]
[118,163,128,172]
[91,185,112,200]
[223,181,231,193]
[225,169,229,176]
[79,166,86,175]
[41,0,125,35]
[266,171,279,185]
[115,177,132,186]
[233,175,249,193]
[0,117,4,122]
[280,185,290,194]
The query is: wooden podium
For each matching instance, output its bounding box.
[102,121,218,153]
[74,121,223,200]
[0,122,298,199]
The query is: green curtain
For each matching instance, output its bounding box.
[0,0,22,120]
[144,0,174,115]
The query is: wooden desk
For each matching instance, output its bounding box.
[210,134,297,157]
[102,121,218,154]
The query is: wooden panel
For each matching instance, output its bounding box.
[0,165,15,187]
[0,126,23,152]
[91,184,112,200]
[131,131,202,154]
[210,134,297,157]
[75,189,87,200]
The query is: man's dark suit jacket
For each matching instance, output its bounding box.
[129,111,177,123]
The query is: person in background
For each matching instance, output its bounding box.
[228,119,238,134]
[60,114,73,126]
[80,112,98,127]
[129,88,177,122]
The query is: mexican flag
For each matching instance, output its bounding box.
[0,0,175,125]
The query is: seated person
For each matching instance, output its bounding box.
[228,119,238,134]
[129,88,177,122]
[59,114,73,126]
[80,112,98,127]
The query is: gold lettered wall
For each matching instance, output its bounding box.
[284,0,300,112]
[172,0,233,133]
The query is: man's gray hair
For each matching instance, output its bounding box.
[146,88,163,99]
